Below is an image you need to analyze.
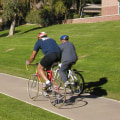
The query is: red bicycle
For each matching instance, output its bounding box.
[26,63,66,108]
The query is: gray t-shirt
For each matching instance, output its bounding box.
[59,41,78,62]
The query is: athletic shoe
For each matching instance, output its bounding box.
[43,82,52,90]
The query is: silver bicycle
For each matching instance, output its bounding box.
[52,63,84,96]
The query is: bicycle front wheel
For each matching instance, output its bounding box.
[70,71,84,95]
[28,74,39,100]
[49,71,66,108]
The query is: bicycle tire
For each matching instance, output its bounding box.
[49,71,66,108]
[28,74,39,100]
[69,71,84,95]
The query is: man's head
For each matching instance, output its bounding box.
[60,35,69,41]
[37,32,47,39]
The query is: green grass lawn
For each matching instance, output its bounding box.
[0,94,68,120]
[0,20,120,119]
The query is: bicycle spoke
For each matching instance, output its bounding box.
[28,74,39,100]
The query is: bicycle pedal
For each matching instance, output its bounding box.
[42,87,46,90]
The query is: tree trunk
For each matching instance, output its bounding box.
[79,0,85,18]
[79,0,82,17]
[8,18,16,36]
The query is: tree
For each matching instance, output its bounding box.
[54,1,67,19]
[2,0,29,36]
[40,0,68,23]
[51,0,67,22]
[72,0,101,18]
[93,0,101,4]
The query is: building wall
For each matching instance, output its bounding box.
[63,14,120,24]
[102,0,119,15]
[63,0,120,24]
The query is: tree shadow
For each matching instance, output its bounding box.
[0,30,20,37]
[84,77,108,96]
[22,26,42,34]
[0,33,8,37]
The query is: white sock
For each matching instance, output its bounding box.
[46,80,50,84]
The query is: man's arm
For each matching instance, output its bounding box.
[28,50,37,64]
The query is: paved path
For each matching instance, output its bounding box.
[0,73,120,120]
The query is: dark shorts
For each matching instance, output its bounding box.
[40,52,61,68]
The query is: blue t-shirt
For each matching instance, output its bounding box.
[34,37,60,55]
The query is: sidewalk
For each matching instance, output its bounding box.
[0,73,120,120]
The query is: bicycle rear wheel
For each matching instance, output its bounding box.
[70,71,84,95]
[49,71,66,108]
[28,74,39,100]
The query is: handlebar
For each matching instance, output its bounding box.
[26,63,38,71]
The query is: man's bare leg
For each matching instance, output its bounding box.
[37,63,49,81]
[37,63,51,89]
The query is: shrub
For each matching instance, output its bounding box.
[25,9,53,27]
[73,13,80,19]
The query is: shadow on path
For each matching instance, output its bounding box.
[61,69,108,109]
[62,95,88,109]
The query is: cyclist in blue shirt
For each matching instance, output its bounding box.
[26,32,61,89]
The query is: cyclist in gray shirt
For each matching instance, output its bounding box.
[59,35,78,87]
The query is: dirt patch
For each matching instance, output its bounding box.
[78,55,88,58]
[5,48,15,52]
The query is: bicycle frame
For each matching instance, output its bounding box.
[26,64,59,92]
[56,63,75,83]
[52,68,59,79]
[47,69,60,92]
[68,69,75,83]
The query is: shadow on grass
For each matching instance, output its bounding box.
[22,26,42,34]
[0,30,20,37]
[0,33,8,37]
[73,69,108,97]
[84,77,108,96]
